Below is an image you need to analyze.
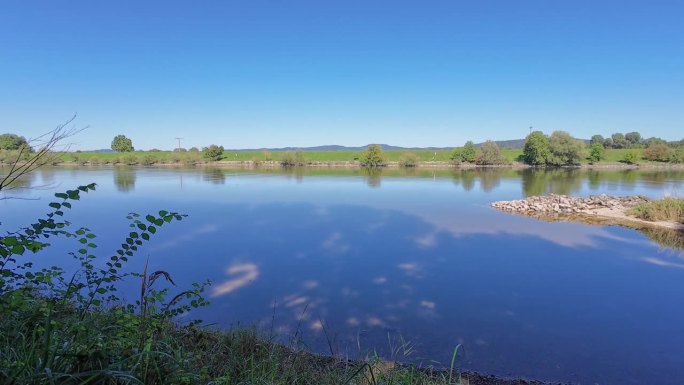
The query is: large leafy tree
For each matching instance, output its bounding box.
[476,140,505,165]
[0,133,30,151]
[111,135,134,152]
[590,135,605,146]
[522,131,550,165]
[547,131,585,166]
[625,131,642,147]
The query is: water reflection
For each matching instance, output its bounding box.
[202,168,226,184]
[362,168,383,188]
[519,168,584,196]
[154,202,684,385]
[283,167,305,183]
[114,168,136,192]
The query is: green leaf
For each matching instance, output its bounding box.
[54,192,68,199]
[141,233,150,241]
[49,202,61,209]
[2,237,19,246]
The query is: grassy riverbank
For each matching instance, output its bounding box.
[1,292,549,385]
[17,148,684,168]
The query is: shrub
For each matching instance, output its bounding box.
[547,131,584,166]
[668,148,684,164]
[449,149,462,165]
[643,143,673,162]
[359,144,386,167]
[522,131,550,165]
[141,154,157,166]
[0,186,210,383]
[281,151,306,166]
[124,155,138,165]
[189,147,200,152]
[621,150,640,164]
[460,141,477,163]
[399,152,420,167]
[476,140,505,165]
[203,145,224,161]
[629,197,684,223]
[588,143,605,163]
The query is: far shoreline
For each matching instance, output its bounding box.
[28,160,684,170]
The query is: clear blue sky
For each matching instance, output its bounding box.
[1,0,682,150]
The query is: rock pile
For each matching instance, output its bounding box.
[491,194,649,215]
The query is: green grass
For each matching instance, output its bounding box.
[4,147,677,167]
[41,148,525,165]
[628,197,684,223]
[0,292,477,385]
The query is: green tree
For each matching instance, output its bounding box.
[111,135,134,152]
[547,131,584,166]
[359,144,386,167]
[588,142,605,163]
[603,137,614,148]
[611,133,628,149]
[522,131,550,165]
[590,135,604,146]
[202,144,224,161]
[625,132,642,147]
[0,133,30,151]
[476,140,505,165]
[460,141,477,163]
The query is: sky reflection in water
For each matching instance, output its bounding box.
[1,167,684,385]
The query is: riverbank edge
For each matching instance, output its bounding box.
[38,160,684,170]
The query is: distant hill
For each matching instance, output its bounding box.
[227,140,529,152]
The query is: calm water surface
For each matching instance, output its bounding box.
[2,167,684,385]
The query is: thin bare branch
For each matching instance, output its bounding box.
[0,116,87,193]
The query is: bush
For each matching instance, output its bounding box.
[643,143,673,162]
[123,155,138,165]
[522,131,550,165]
[281,151,306,166]
[629,197,684,223]
[669,148,684,164]
[588,143,605,163]
[476,140,505,165]
[460,141,477,163]
[399,152,420,167]
[0,186,210,383]
[203,145,224,161]
[141,154,157,166]
[0,133,30,151]
[547,131,584,166]
[621,150,640,164]
[359,144,386,167]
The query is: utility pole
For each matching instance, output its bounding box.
[175,137,183,152]
[529,126,533,134]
